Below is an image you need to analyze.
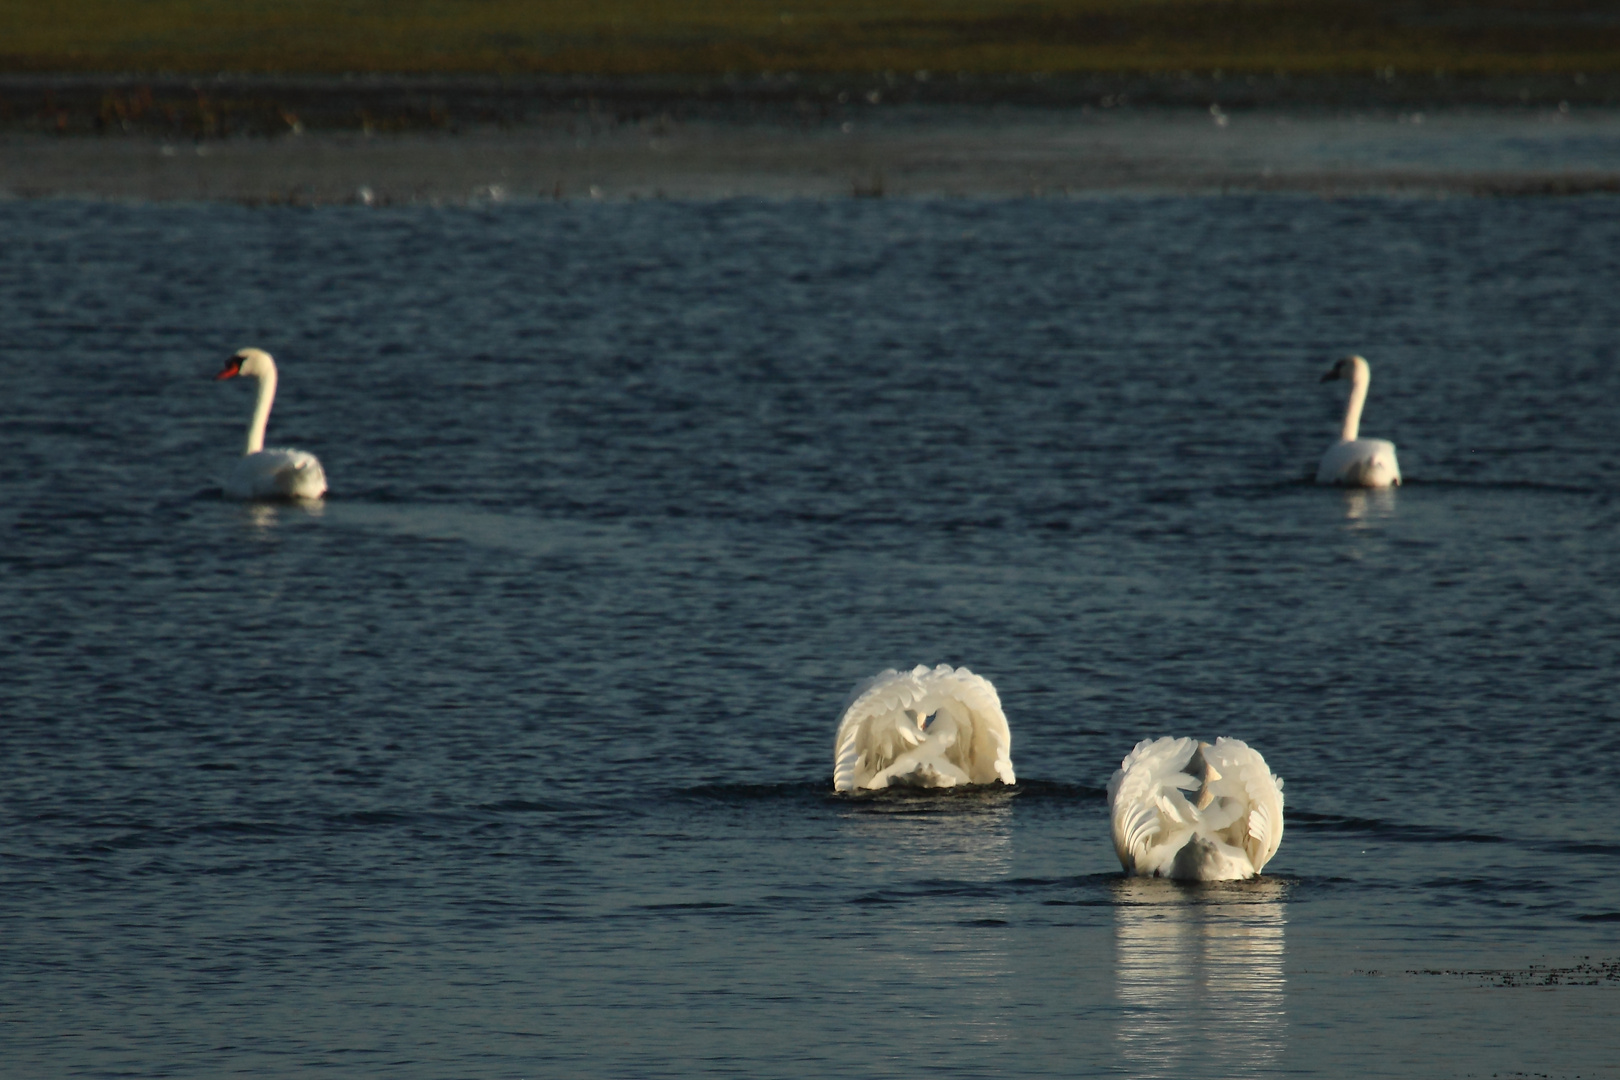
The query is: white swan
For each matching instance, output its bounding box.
[1107,736,1283,881]
[1317,354,1401,487]
[833,665,1015,791]
[214,348,328,500]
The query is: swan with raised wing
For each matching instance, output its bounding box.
[833,665,1015,791]
[1317,354,1400,487]
[1108,736,1283,881]
[214,348,327,499]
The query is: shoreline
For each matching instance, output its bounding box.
[5,104,1619,203]
[3,72,1618,139]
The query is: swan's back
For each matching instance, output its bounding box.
[227,448,328,500]
[1317,438,1401,487]
[1108,736,1283,881]
[833,665,1014,791]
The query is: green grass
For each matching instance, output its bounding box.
[3,0,1618,76]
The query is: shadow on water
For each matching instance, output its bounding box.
[679,779,1105,810]
[1112,876,1289,1080]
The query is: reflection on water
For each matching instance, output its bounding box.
[839,790,1015,880]
[240,499,325,532]
[1342,486,1397,525]
[840,794,1015,1045]
[1113,878,1287,1079]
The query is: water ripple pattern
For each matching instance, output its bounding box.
[1,194,1618,1079]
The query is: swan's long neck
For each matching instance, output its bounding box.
[1340,361,1369,443]
[245,369,276,455]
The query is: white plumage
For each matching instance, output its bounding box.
[833,665,1015,791]
[215,348,328,500]
[1107,736,1283,881]
[224,447,327,501]
[1316,354,1401,487]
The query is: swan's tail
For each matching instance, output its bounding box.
[1108,736,1284,880]
[833,665,1014,791]
[272,453,328,499]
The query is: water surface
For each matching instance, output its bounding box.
[2,193,1618,1077]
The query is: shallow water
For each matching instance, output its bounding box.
[2,194,1618,1078]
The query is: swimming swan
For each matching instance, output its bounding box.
[1317,355,1401,487]
[1108,737,1283,881]
[833,665,1015,791]
[214,348,328,500]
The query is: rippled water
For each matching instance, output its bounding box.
[2,193,1618,1078]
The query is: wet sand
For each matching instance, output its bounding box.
[5,103,1620,202]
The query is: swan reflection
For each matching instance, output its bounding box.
[839,789,1014,883]
[241,499,325,532]
[1342,486,1397,524]
[839,794,1014,1044]
[1113,878,1287,1078]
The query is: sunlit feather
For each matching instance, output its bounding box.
[1107,736,1284,881]
[833,664,1014,791]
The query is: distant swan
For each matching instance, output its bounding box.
[833,665,1015,791]
[1108,737,1283,881]
[214,348,327,500]
[1317,355,1401,487]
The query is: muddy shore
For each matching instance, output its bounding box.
[3,74,1619,202]
[4,72,1617,137]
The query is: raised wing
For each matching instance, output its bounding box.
[1108,736,1285,878]
[1107,736,1200,873]
[833,664,1014,791]
[1206,737,1285,872]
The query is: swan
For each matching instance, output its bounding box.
[214,348,327,500]
[1107,736,1283,881]
[833,664,1015,791]
[1317,355,1401,487]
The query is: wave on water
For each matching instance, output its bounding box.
[186,819,296,837]
[1402,477,1606,495]
[849,871,1121,907]
[676,780,830,803]
[476,798,578,814]
[326,808,422,828]
[844,871,1299,912]
[1288,810,1506,845]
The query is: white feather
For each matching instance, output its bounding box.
[1317,437,1401,488]
[833,665,1015,791]
[1107,736,1284,881]
[226,447,328,500]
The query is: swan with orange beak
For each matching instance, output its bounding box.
[214,348,327,500]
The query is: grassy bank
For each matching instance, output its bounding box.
[4,0,1619,77]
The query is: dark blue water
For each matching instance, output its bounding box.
[2,194,1618,1078]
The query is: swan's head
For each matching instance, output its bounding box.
[1320,355,1369,383]
[216,348,276,381]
